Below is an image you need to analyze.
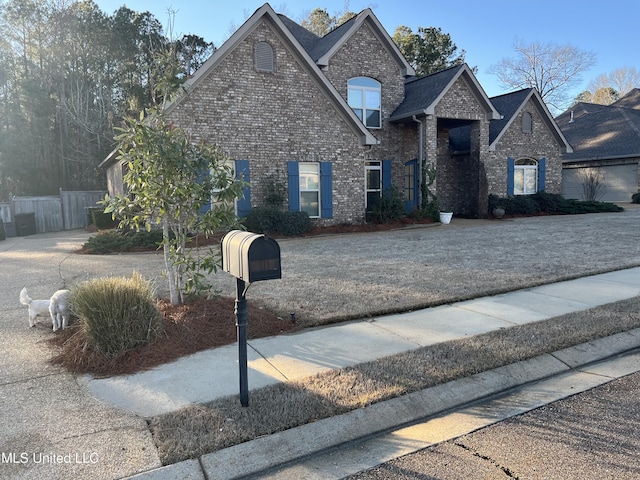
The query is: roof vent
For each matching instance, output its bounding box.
[255,42,275,72]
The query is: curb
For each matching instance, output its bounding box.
[126,327,640,479]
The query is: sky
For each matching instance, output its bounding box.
[93,0,640,100]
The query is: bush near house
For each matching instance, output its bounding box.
[632,192,640,204]
[241,207,312,236]
[489,193,623,216]
[366,186,405,223]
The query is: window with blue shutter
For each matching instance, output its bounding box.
[287,161,332,218]
[510,158,540,195]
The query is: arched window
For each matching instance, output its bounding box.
[522,112,532,133]
[255,42,274,72]
[347,77,381,128]
[514,158,538,194]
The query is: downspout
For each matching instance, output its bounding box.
[412,115,423,208]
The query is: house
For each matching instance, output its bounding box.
[556,89,640,202]
[102,3,571,224]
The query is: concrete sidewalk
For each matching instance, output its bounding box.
[103,268,640,479]
[86,267,640,418]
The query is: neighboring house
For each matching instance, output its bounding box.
[102,3,571,224]
[556,89,640,202]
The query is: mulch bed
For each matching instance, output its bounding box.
[48,297,300,378]
[55,217,436,378]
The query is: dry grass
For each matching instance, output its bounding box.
[149,295,640,465]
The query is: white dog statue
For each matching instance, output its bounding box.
[19,287,71,331]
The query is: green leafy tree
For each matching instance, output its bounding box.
[300,5,356,36]
[104,109,246,305]
[574,87,619,106]
[393,25,466,76]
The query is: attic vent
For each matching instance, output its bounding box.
[255,42,274,72]
[522,112,533,133]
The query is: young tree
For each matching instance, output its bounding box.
[392,25,466,76]
[577,167,606,202]
[488,39,597,113]
[104,110,246,305]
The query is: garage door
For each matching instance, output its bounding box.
[562,163,638,202]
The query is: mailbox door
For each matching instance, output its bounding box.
[248,238,281,282]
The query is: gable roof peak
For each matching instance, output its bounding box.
[392,63,499,121]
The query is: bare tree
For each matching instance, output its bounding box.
[488,39,596,113]
[577,167,606,201]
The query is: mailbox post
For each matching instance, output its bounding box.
[221,230,281,407]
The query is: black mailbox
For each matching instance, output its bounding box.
[221,230,281,282]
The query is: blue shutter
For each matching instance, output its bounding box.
[382,160,392,191]
[197,168,211,214]
[287,161,300,211]
[235,160,251,217]
[538,157,546,192]
[507,157,515,196]
[320,162,333,218]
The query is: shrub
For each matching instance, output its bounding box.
[366,186,405,223]
[632,192,640,204]
[531,192,565,213]
[504,195,540,215]
[241,207,311,235]
[278,211,312,236]
[560,199,623,214]
[242,207,284,234]
[71,273,164,357]
[488,193,623,216]
[82,229,164,254]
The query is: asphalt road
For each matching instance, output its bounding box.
[346,370,640,479]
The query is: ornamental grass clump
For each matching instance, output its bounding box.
[71,273,164,357]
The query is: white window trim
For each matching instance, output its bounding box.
[514,159,538,195]
[365,161,382,209]
[299,163,320,218]
[348,77,381,129]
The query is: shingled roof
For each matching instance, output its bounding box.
[448,88,571,154]
[390,64,499,121]
[556,88,640,162]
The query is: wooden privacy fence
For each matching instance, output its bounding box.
[3,190,107,234]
